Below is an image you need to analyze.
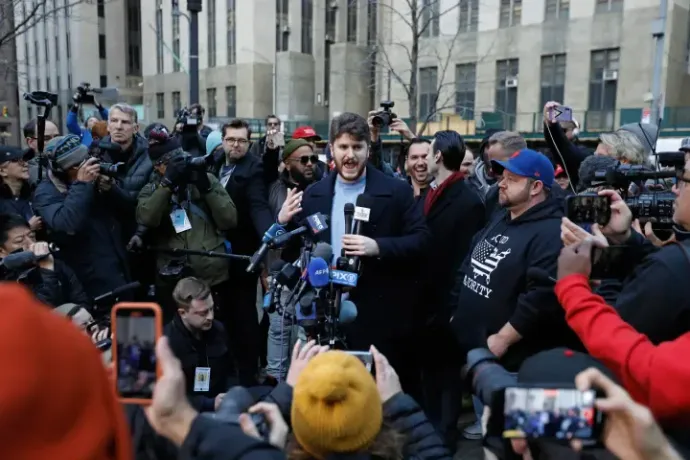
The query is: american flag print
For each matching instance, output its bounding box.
[470,238,512,284]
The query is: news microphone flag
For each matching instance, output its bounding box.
[331,269,358,287]
[306,212,329,234]
[306,257,330,288]
[262,223,286,243]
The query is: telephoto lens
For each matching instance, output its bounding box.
[206,386,269,439]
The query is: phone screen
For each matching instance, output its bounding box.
[115,308,158,400]
[503,387,599,440]
[345,351,374,373]
[565,195,611,226]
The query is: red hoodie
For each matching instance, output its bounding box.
[555,274,690,425]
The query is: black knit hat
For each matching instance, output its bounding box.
[147,127,182,162]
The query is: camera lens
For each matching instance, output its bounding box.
[625,191,675,224]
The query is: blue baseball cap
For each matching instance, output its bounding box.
[491,148,555,188]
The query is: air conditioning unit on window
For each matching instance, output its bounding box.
[603,70,618,81]
[505,77,518,88]
[325,33,334,42]
[329,0,338,9]
[282,25,291,34]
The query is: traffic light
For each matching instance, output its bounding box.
[1,107,7,118]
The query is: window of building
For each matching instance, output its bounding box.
[97,0,105,18]
[34,41,39,68]
[46,77,51,91]
[98,34,106,59]
[24,42,29,66]
[206,88,217,118]
[156,93,165,119]
[100,75,107,87]
[420,0,440,38]
[226,86,236,117]
[208,0,216,67]
[173,12,181,72]
[367,0,378,108]
[540,54,566,109]
[455,63,476,120]
[301,0,313,54]
[227,0,236,64]
[68,73,72,89]
[35,78,40,92]
[495,58,519,130]
[347,0,357,42]
[419,67,438,121]
[545,0,569,21]
[57,76,61,91]
[326,3,336,41]
[276,0,289,52]
[27,106,32,121]
[595,0,624,14]
[172,91,181,116]
[44,39,49,62]
[459,0,479,33]
[588,48,619,130]
[66,33,71,59]
[56,105,64,132]
[499,0,521,28]
[367,0,377,45]
[156,0,164,73]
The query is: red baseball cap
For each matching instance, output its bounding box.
[292,126,321,141]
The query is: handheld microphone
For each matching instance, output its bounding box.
[270,213,330,247]
[343,203,355,249]
[349,194,375,272]
[339,299,358,325]
[246,223,286,273]
[306,257,330,289]
[312,242,333,266]
[0,251,38,271]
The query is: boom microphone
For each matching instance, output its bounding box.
[0,251,37,271]
[246,223,286,273]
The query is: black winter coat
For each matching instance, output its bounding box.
[28,260,90,307]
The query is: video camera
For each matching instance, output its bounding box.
[74,82,102,105]
[594,162,676,225]
[176,107,202,133]
[371,101,397,129]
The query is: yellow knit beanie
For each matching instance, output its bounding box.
[291,351,383,459]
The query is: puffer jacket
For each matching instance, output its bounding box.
[136,174,238,287]
[101,134,153,205]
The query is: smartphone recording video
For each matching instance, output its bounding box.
[345,351,374,373]
[565,194,611,226]
[503,387,599,440]
[112,304,162,404]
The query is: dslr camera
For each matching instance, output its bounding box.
[594,162,676,226]
[88,140,126,177]
[74,82,101,105]
[371,101,397,129]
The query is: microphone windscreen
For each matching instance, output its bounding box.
[262,223,286,244]
[339,300,358,324]
[313,242,333,265]
[1,251,37,271]
[306,257,330,288]
[299,290,316,308]
[344,202,355,216]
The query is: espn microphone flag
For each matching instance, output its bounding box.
[306,257,330,288]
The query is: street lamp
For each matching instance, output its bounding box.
[172,0,201,104]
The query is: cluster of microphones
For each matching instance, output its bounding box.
[246,195,375,345]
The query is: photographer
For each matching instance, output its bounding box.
[367,106,411,178]
[0,213,89,307]
[54,303,112,364]
[174,104,212,157]
[136,130,237,321]
[0,146,41,230]
[561,183,690,347]
[22,118,60,187]
[249,115,284,186]
[67,83,109,147]
[32,134,131,299]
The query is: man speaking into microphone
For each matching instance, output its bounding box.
[277,112,429,395]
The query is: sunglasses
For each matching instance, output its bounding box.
[291,155,318,166]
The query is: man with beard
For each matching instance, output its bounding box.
[268,139,319,216]
[417,131,485,448]
[404,139,431,198]
[276,112,429,398]
[449,148,580,369]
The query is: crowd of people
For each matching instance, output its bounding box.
[0,93,688,460]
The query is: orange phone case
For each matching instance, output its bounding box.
[111,302,163,405]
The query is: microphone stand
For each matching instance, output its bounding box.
[147,246,252,261]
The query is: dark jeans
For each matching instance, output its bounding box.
[213,267,261,387]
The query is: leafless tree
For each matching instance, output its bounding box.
[368,0,494,135]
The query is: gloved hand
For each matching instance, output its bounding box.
[127,235,143,252]
[72,91,81,104]
[194,170,212,194]
[161,155,188,188]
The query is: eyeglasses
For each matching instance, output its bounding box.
[290,155,318,166]
[31,134,57,141]
[224,138,249,145]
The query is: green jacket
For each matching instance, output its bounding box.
[136,174,238,287]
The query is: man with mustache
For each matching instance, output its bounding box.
[277,112,430,398]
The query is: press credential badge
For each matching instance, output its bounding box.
[170,208,192,233]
